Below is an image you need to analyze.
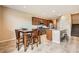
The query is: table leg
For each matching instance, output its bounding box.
[23,32,28,52]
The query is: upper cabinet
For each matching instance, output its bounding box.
[32,17,57,27]
[32,17,40,25]
[32,17,48,25]
[43,19,48,26]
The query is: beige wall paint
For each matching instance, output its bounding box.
[57,14,72,39]
[0,6,1,39]
[0,6,3,40]
[0,6,33,41]
[0,6,33,52]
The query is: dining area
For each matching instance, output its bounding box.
[15,28,41,52]
[14,17,60,52]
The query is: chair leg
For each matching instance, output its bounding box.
[31,38,34,50]
[36,38,38,47]
[39,40,41,44]
[24,47,27,52]
[17,43,20,51]
[38,36,41,44]
[16,42,17,48]
[17,38,20,51]
[31,44,34,50]
[36,42,38,47]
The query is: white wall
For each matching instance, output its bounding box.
[57,14,72,39]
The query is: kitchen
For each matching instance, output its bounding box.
[32,17,61,43]
[0,5,72,52]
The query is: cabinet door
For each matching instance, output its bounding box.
[32,17,40,25]
[46,29,52,41]
[43,19,48,26]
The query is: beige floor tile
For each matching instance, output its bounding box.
[7,35,79,53]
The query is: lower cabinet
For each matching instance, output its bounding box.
[46,29,52,41]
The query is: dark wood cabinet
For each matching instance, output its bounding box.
[32,17,48,25]
[43,19,48,26]
[32,17,57,28]
[32,17,40,25]
[46,29,52,41]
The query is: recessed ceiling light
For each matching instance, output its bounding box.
[52,10,56,13]
[24,6,26,8]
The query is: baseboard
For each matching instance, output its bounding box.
[0,38,16,43]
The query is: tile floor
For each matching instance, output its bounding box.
[12,35,79,53]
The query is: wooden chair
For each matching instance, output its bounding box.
[15,29,24,51]
[30,29,41,50]
[38,29,41,44]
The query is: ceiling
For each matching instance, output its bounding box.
[4,5,79,19]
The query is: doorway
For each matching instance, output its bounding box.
[71,14,79,37]
[71,24,79,37]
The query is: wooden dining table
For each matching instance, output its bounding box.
[16,29,33,51]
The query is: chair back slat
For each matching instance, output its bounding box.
[15,29,20,39]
